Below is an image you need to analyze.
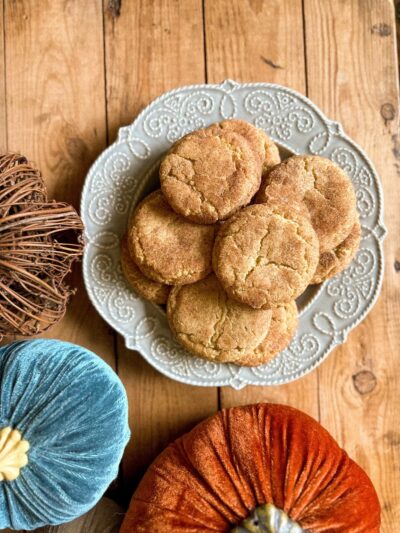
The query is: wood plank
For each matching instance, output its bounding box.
[304,0,400,529]
[103,0,218,495]
[394,0,400,73]
[205,0,306,93]
[4,0,115,367]
[0,0,6,150]
[204,0,319,416]
[104,0,207,142]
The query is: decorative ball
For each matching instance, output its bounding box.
[0,339,130,530]
[121,403,380,532]
[0,152,84,340]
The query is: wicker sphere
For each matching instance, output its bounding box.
[0,153,84,339]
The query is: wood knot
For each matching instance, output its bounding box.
[383,431,400,447]
[381,103,396,125]
[392,135,400,160]
[394,260,400,272]
[66,137,89,163]
[108,0,121,18]
[352,370,377,395]
[371,23,392,37]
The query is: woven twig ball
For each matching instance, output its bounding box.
[0,153,84,339]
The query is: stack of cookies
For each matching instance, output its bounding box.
[122,120,360,367]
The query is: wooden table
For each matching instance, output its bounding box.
[1,1,399,531]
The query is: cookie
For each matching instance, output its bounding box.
[159,129,261,224]
[255,155,357,253]
[120,236,170,305]
[242,301,298,366]
[128,190,216,285]
[167,274,272,365]
[311,218,361,284]
[205,119,280,172]
[258,129,281,173]
[213,202,319,309]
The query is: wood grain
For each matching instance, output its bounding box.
[104,0,207,142]
[205,0,306,93]
[4,0,115,367]
[304,0,400,529]
[103,0,217,495]
[0,1,398,531]
[0,0,6,149]
[204,0,319,417]
[396,0,400,72]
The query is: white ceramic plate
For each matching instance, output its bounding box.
[81,80,386,390]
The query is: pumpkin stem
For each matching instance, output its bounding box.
[230,503,305,533]
[0,427,30,481]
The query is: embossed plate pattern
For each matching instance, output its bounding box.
[81,80,386,389]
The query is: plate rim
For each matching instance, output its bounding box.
[81,79,387,389]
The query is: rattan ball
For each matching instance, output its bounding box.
[0,152,84,339]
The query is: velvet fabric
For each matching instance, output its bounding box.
[121,404,380,532]
[0,339,130,531]
[35,497,124,533]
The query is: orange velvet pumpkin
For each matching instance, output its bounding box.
[120,404,380,532]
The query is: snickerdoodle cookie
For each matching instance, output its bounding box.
[206,119,280,172]
[159,129,261,224]
[242,301,298,366]
[121,236,170,304]
[255,155,357,253]
[128,190,216,285]
[167,274,272,364]
[311,218,361,284]
[213,202,319,309]
[259,129,281,173]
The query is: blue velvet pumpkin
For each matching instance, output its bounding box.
[0,339,130,530]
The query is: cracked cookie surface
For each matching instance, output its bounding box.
[159,129,261,224]
[205,119,280,172]
[128,190,216,285]
[311,218,361,284]
[255,155,357,253]
[213,202,319,309]
[167,275,272,365]
[242,301,298,366]
[121,235,170,304]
